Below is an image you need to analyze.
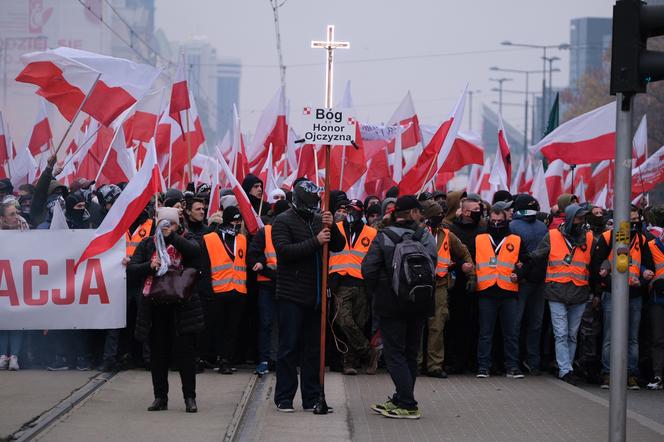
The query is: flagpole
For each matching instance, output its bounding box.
[58,123,104,171]
[54,73,101,156]
[417,156,439,197]
[185,109,194,186]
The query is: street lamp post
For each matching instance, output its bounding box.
[489,77,513,115]
[467,89,481,131]
[501,41,569,140]
[543,56,561,110]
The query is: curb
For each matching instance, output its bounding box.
[223,372,259,442]
[10,371,116,442]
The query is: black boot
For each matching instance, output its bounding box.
[219,359,233,375]
[147,397,168,411]
[185,397,198,413]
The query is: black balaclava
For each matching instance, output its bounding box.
[487,217,509,243]
[66,190,90,228]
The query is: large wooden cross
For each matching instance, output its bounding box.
[311,25,350,108]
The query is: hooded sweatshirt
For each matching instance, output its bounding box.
[549,194,576,230]
[529,204,596,304]
[443,190,466,226]
[242,174,269,216]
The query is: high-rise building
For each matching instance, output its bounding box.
[569,17,612,89]
[109,0,157,64]
[216,58,241,141]
[481,104,524,157]
[181,38,219,142]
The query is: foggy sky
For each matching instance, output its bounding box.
[155,0,612,138]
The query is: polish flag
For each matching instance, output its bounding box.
[632,144,664,197]
[530,101,616,164]
[388,91,422,149]
[257,144,279,203]
[124,87,164,146]
[249,87,288,172]
[473,156,493,198]
[531,161,550,213]
[511,155,526,194]
[466,163,483,194]
[169,54,191,131]
[589,160,612,201]
[544,159,566,203]
[218,153,264,235]
[593,185,609,209]
[96,125,136,184]
[0,112,11,179]
[76,139,161,268]
[398,85,467,195]
[207,160,221,219]
[230,104,250,184]
[563,163,592,195]
[10,144,38,187]
[440,131,484,173]
[574,177,588,202]
[365,148,395,198]
[28,99,53,156]
[489,114,512,191]
[632,115,648,167]
[296,143,318,185]
[17,47,161,126]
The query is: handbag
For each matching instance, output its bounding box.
[148,267,198,304]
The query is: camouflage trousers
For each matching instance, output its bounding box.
[419,285,449,371]
[333,285,370,363]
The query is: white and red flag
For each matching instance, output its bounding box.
[249,86,288,172]
[76,139,161,268]
[230,104,250,184]
[593,185,609,209]
[489,114,512,191]
[589,160,612,202]
[544,159,566,204]
[257,144,279,203]
[530,161,551,213]
[95,124,137,184]
[632,144,664,197]
[632,114,648,167]
[124,87,164,147]
[0,112,11,179]
[169,54,191,131]
[207,160,221,219]
[28,99,53,156]
[388,91,422,149]
[475,156,493,201]
[218,153,264,235]
[10,144,38,188]
[17,47,161,126]
[441,131,484,173]
[398,85,467,195]
[530,101,615,164]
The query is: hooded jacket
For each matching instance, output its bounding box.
[242,174,269,216]
[443,190,466,226]
[549,194,576,230]
[528,204,596,304]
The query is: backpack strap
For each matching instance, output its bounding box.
[412,227,426,242]
[383,228,402,245]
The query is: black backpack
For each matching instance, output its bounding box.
[383,227,435,304]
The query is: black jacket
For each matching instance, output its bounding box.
[272,208,345,309]
[361,221,438,319]
[129,233,205,342]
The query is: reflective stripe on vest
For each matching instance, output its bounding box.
[474,234,521,292]
[603,231,643,286]
[648,240,664,283]
[203,232,247,294]
[436,229,451,278]
[126,219,154,257]
[545,230,592,286]
[257,225,278,282]
[329,222,377,279]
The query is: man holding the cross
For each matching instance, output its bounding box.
[271,180,345,412]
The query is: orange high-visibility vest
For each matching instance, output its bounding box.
[546,229,592,286]
[648,239,664,283]
[475,233,521,292]
[126,219,154,256]
[329,222,377,279]
[203,232,247,294]
[602,231,643,286]
[257,225,277,283]
[435,228,451,278]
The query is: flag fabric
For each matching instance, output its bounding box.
[489,114,512,190]
[230,104,250,184]
[9,144,38,188]
[631,144,664,197]
[544,159,566,204]
[28,99,53,156]
[633,115,648,167]
[249,86,288,172]
[531,161,550,213]
[574,177,587,202]
[75,139,162,268]
[589,160,612,202]
[530,101,615,165]
[169,54,191,130]
[511,155,526,193]
[124,87,164,146]
[439,131,484,173]
[207,160,221,219]
[49,201,69,230]
[543,92,560,138]
[96,125,136,184]
[218,154,264,235]
[388,91,422,149]
[593,185,609,209]
[0,112,10,179]
[474,155,493,201]
[257,144,279,203]
[398,85,467,195]
[17,47,161,126]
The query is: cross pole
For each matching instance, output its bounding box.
[310,24,349,415]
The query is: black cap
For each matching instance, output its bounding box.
[0,178,14,195]
[513,194,540,213]
[348,199,364,212]
[395,195,422,212]
[222,205,242,224]
[492,190,513,205]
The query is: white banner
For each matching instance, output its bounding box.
[0,230,126,330]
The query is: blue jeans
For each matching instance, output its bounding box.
[549,301,586,378]
[516,281,545,369]
[601,292,642,375]
[257,284,277,363]
[477,296,519,371]
[0,331,22,356]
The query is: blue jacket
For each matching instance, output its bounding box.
[509,214,548,254]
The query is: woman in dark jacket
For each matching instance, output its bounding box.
[129,207,204,413]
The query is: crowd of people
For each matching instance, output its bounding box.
[1,153,664,419]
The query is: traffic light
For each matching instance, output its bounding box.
[610,0,664,95]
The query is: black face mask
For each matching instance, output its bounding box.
[570,223,583,236]
[427,215,443,229]
[488,220,508,238]
[464,210,482,225]
[630,221,640,236]
[589,214,605,228]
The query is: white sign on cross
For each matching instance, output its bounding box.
[311,25,350,108]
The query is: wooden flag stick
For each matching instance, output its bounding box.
[185,109,194,186]
[417,156,439,197]
[54,73,101,156]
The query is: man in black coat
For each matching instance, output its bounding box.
[271,180,345,412]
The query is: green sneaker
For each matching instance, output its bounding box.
[381,407,421,419]
[370,398,398,414]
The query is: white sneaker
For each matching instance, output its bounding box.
[8,355,19,371]
[0,355,8,370]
